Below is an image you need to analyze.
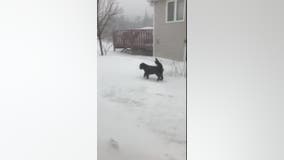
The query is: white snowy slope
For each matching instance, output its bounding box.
[98,52,186,160]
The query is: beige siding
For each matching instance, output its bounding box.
[154,0,186,61]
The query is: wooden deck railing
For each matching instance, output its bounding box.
[112,29,153,51]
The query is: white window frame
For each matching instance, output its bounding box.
[165,0,185,23]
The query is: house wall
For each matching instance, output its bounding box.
[154,0,186,61]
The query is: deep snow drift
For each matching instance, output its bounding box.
[98,52,186,160]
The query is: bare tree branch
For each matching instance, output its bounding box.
[98,0,122,56]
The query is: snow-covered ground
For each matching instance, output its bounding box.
[98,52,186,160]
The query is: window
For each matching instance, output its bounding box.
[176,0,184,20]
[166,0,185,23]
[167,1,175,21]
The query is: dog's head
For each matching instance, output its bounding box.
[139,63,146,69]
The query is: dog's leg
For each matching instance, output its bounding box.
[144,72,147,78]
[157,74,163,81]
[156,74,160,81]
[146,74,149,79]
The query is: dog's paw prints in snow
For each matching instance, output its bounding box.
[164,153,177,160]
[102,87,117,98]
[128,86,147,93]
[102,86,148,107]
[102,87,131,99]
[155,93,174,98]
[109,138,119,151]
[110,97,144,107]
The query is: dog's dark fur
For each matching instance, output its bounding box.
[139,58,164,81]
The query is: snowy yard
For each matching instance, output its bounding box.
[98,52,186,160]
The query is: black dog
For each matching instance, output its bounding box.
[139,58,164,81]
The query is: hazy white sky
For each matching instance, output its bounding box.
[116,0,153,20]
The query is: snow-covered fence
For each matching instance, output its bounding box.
[112,29,153,52]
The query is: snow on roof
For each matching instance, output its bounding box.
[135,27,153,30]
[148,0,161,3]
[148,0,162,5]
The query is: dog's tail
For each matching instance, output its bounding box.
[155,58,164,71]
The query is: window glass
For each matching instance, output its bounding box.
[167,1,174,21]
[176,0,184,20]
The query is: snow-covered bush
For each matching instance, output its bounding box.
[97,40,114,56]
[157,58,186,77]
